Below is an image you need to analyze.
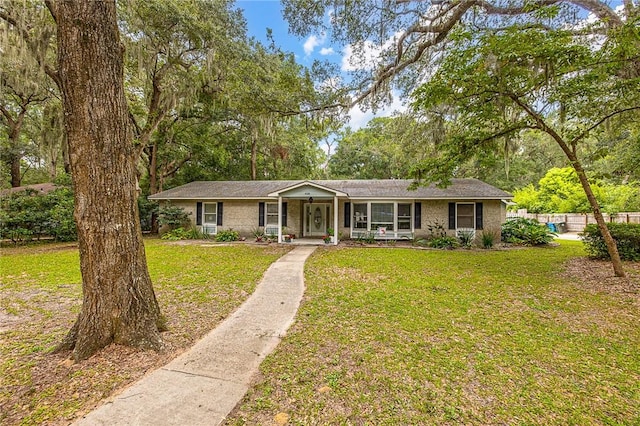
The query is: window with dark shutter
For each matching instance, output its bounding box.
[448,203,455,229]
[196,202,203,226]
[475,202,483,230]
[258,202,265,226]
[344,202,351,227]
[217,202,223,226]
[414,202,421,229]
[282,202,288,227]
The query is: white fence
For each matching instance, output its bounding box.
[507,210,640,232]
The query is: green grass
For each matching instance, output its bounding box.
[0,239,291,426]
[229,242,640,425]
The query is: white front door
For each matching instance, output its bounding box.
[304,203,329,236]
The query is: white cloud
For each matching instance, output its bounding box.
[347,91,406,130]
[316,76,342,91]
[341,32,401,72]
[303,34,323,56]
[341,41,379,72]
[319,47,335,55]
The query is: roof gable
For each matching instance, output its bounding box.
[268,181,348,198]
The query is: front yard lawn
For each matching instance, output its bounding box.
[0,240,291,425]
[229,242,640,425]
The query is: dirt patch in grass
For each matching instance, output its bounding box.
[1,287,199,426]
[562,257,640,300]
[1,242,290,426]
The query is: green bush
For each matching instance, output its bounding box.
[160,227,208,241]
[0,184,76,243]
[215,229,240,242]
[581,223,640,261]
[355,232,377,244]
[158,204,191,229]
[138,196,159,232]
[414,219,460,249]
[457,230,475,248]
[428,236,460,249]
[501,217,555,246]
[480,230,497,249]
[47,187,77,241]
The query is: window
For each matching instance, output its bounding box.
[353,203,368,229]
[456,203,474,228]
[371,203,394,231]
[350,202,415,234]
[398,203,412,230]
[203,203,217,224]
[266,203,278,225]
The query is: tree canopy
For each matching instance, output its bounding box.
[514,167,640,213]
[282,0,639,277]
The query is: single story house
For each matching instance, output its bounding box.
[149,179,513,244]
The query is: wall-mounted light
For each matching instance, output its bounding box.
[308,197,313,204]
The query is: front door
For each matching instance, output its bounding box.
[304,203,329,236]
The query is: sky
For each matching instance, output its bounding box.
[238,0,405,131]
[237,0,625,132]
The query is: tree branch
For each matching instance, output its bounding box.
[0,5,60,86]
[569,106,640,146]
[350,0,624,107]
[506,93,575,160]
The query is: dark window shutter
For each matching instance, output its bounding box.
[282,202,288,227]
[448,202,456,230]
[344,202,351,227]
[196,202,203,226]
[475,202,483,230]
[217,202,223,226]
[414,202,422,229]
[258,202,265,226]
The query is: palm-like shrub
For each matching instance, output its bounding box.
[501,218,555,246]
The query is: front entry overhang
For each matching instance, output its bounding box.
[268,181,347,245]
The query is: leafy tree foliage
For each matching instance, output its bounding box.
[328,115,433,179]
[119,0,246,193]
[0,177,75,243]
[0,2,71,187]
[283,0,638,277]
[513,168,640,214]
[409,20,638,276]
[158,204,191,229]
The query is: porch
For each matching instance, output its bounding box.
[268,181,346,245]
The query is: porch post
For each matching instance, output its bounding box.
[278,195,283,243]
[334,195,339,245]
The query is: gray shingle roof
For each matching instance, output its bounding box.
[149,179,512,200]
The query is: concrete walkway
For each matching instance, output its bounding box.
[555,232,581,241]
[75,245,316,426]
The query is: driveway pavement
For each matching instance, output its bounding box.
[555,232,581,241]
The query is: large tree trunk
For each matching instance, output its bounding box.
[6,113,26,187]
[250,136,258,180]
[148,141,159,195]
[10,154,21,187]
[51,0,164,361]
[511,95,626,278]
[62,133,71,175]
[572,161,626,278]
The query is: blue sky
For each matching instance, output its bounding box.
[238,0,405,131]
[239,1,311,62]
[238,0,625,133]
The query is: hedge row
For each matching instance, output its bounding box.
[581,223,640,261]
[0,186,76,243]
